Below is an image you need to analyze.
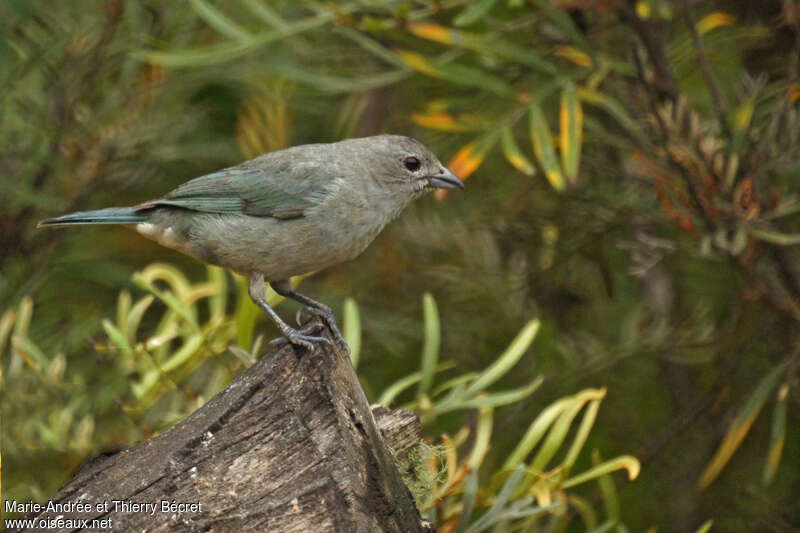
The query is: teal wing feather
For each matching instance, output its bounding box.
[141,165,324,220]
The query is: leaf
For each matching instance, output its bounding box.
[529,102,566,191]
[407,22,459,44]
[396,50,514,97]
[406,23,556,75]
[419,293,440,395]
[377,362,457,406]
[562,396,604,470]
[441,377,543,413]
[504,396,569,470]
[396,50,443,78]
[466,407,493,470]
[695,520,714,533]
[698,361,789,489]
[561,454,641,488]
[190,0,252,42]
[102,319,132,353]
[411,111,486,132]
[554,45,593,68]
[464,319,539,397]
[501,127,535,175]
[530,388,606,472]
[137,12,338,67]
[560,82,583,184]
[762,384,788,486]
[453,0,499,27]
[749,228,800,246]
[577,88,645,144]
[534,0,593,53]
[342,298,361,369]
[697,12,735,34]
[443,130,501,193]
[0,308,16,357]
[455,470,479,532]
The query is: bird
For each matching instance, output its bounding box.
[39,135,464,350]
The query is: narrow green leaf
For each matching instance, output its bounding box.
[749,227,800,246]
[694,519,714,533]
[467,407,494,470]
[464,319,540,397]
[0,308,17,356]
[161,333,205,373]
[102,319,132,352]
[567,494,598,531]
[591,452,620,521]
[189,0,252,42]
[419,292,440,394]
[378,362,457,406]
[441,377,543,413]
[577,88,644,144]
[534,0,593,53]
[559,81,583,183]
[562,397,603,470]
[207,266,228,323]
[455,470,479,532]
[137,12,338,67]
[501,126,535,175]
[342,298,361,369]
[116,290,131,334]
[241,0,284,27]
[763,384,788,486]
[530,389,604,472]
[454,0,499,27]
[699,361,788,489]
[529,103,566,191]
[503,395,569,470]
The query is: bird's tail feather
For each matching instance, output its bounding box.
[38,207,148,227]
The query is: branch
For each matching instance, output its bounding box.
[12,319,429,532]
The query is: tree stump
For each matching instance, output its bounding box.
[11,319,428,532]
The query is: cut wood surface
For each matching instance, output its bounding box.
[12,319,429,532]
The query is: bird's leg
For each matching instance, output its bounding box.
[270,279,347,348]
[248,274,328,351]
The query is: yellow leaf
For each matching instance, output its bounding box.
[501,127,535,175]
[788,84,800,103]
[411,111,484,132]
[559,82,583,184]
[529,103,566,191]
[396,50,441,78]
[697,12,735,34]
[635,0,651,19]
[448,143,483,180]
[407,22,456,45]
[698,362,787,490]
[554,45,593,68]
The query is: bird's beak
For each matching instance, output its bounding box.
[427,167,465,190]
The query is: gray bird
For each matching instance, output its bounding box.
[39,135,464,349]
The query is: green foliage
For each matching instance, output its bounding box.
[349,294,640,531]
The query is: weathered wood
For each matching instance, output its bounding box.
[14,319,428,532]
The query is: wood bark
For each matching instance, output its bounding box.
[13,319,428,532]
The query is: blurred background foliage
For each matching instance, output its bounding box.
[2,0,800,531]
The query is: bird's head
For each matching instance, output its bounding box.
[351,135,464,197]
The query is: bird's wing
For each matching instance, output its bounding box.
[140,165,327,220]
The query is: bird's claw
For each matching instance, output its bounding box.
[296,306,347,349]
[270,322,331,350]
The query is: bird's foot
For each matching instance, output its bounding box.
[270,321,330,351]
[295,306,348,349]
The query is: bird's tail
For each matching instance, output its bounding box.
[38,207,148,227]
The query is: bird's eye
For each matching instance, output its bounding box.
[404,156,421,172]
